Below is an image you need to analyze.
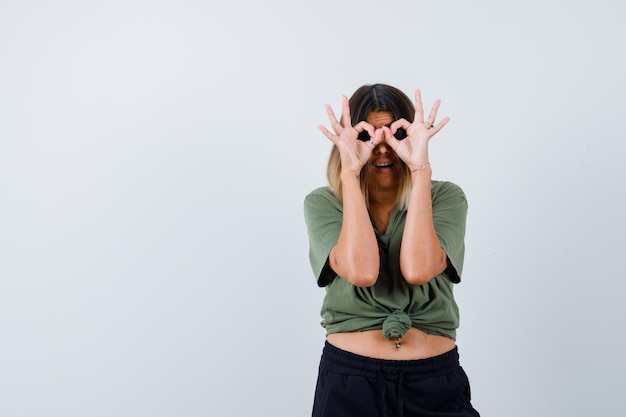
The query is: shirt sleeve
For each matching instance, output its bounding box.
[431,182,468,284]
[303,187,343,287]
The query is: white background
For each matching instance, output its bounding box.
[1,1,624,416]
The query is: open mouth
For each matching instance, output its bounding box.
[374,161,394,169]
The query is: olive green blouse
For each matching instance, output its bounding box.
[303,181,468,341]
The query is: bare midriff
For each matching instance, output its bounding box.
[326,328,456,360]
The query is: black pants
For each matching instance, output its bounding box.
[312,342,480,417]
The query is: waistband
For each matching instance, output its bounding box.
[321,341,460,381]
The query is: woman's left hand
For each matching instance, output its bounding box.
[382,89,450,171]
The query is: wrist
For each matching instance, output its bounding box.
[340,170,362,182]
[409,162,430,173]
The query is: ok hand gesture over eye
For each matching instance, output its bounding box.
[318,95,380,176]
[382,89,450,172]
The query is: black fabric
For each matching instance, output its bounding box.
[312,342,480,417]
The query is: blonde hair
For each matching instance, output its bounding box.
[325,84,416,210]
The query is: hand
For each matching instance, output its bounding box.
[318,95,380,176]
[382,89,450,171]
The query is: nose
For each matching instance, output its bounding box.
[374,139,391,154]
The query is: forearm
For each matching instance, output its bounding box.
[329,173,380,287]
[399,167,447,285]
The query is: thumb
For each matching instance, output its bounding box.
[382,126,399,150]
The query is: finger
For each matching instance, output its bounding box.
[324,105,343,136]
[341,95,352,130]
[324,104,339,124]
[353,121,375,136]
[381,126,399,149]
[424,99,441,127]
[390,118,411,134]
[414,89,425,122]
[368,127,385,148]
[318,125,338,144]
[327,104,346,134]
[428,116,450,136]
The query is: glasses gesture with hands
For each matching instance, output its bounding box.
[318,89,449,175]
[382,89,450,172]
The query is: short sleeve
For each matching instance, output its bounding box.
[431,182,468,284]
[303,187,343,287]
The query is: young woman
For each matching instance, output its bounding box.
[304,84,480,416]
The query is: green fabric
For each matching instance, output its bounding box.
[303,181,468,341]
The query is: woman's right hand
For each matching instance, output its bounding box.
[318,95,379,177]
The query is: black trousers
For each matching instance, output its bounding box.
[312,341,480,417]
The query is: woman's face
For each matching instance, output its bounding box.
[364,111,400,192]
